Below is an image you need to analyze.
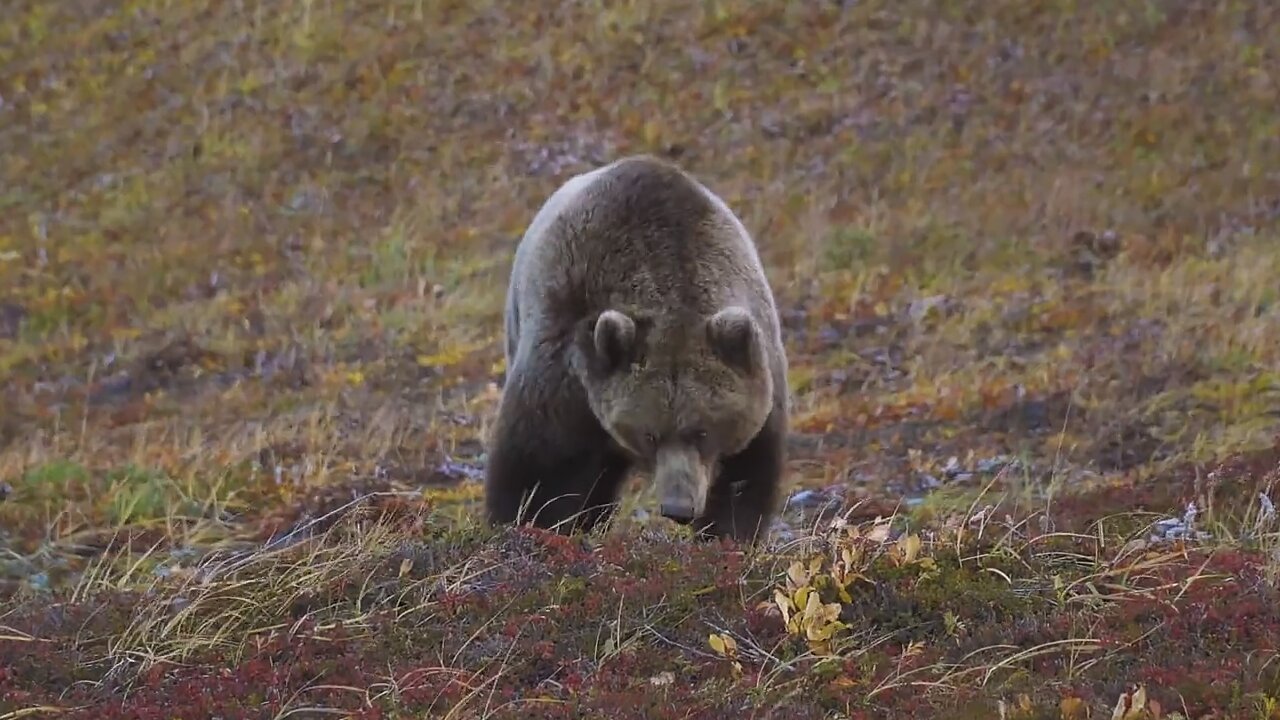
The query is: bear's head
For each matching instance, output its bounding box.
[572,306,774,526]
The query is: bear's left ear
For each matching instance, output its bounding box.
[592,309,637,373]
[707,307,763,375]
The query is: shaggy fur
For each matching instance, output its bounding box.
[484,155,789,545]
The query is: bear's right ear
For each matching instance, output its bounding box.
[707,306,763,375]
[592,309,637,373]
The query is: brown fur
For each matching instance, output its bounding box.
[484,155,789,545]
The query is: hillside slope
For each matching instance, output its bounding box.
[2,1,1279,717]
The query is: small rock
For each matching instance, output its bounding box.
[817,324,844,347]
[1071,229,1123,260]
[942,456,961,477]
[435,457,483,482]
[769,519,797,543]
[864,522,894,543]
[418,453,485,486]
[1148,502,1211,543]
[787,489,828,507]
[908,294,951,324]
[1259,493,1276,521]
[650,671,676,687]
[976,456,1014,474]
[169,546,199,564]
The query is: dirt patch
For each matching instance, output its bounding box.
[0,301,27,340]
[977,389,1077,436]
[88,336,225,404]
[1046,438,1280,534]
[1090,419,1167,471]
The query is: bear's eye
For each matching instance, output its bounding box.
[682,429,709,445]
[644,432,658,448]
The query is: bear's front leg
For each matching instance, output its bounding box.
[483,362,632,536]
[695,406,786,546]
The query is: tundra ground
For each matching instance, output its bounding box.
[2,1,1279,717]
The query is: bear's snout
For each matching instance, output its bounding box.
[660,502,697,524]
[655,444,709,524]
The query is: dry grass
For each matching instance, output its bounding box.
[2,0,1280,717]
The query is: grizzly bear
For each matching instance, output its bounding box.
[483,155,789,546]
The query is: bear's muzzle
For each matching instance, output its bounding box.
[655,444,709,524]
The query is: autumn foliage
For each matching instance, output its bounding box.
[2,0,1280,717]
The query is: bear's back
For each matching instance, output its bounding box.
[507,155,783,387]
[534,156,768,312]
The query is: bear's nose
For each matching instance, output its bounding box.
[660,503,697,524]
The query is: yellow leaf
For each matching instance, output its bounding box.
[899,533,922,563]
[800,589,843,633]
[801,589,819,616]
[793,584,814,609]
[713,80,731,113]
[793,586,812,614]
[1059,696,1086,719]
[708,633,725,655]
[1112,685,1150,720]
[708,633,736,658]
[773,589,794,631]
[866,522,893,543]
[416,338,487,369]
[1131,686,1147,711]
[806,621,839,642]
[786,560,809,588]
[840,547,859,566]
[642,119,662,146]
